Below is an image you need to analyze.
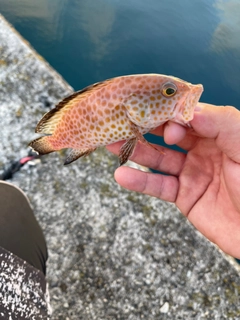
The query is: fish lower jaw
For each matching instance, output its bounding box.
[172,114,192,127]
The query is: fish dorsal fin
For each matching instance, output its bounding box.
[35,80,110,134]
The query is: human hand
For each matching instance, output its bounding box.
[106,103,240,258]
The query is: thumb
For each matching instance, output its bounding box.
[191,103,240,163]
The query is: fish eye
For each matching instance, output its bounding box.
[162,83,177,97]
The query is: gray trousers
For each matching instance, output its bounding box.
[0,181,48,275]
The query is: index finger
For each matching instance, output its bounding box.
[150,121,198,151]
[106,141,186,175]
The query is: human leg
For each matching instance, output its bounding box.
[0,181,48,274]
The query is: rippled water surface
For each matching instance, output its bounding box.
[1,0,239,108]
[1,1,240,265]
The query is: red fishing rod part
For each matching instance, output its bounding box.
[0,152,40,180]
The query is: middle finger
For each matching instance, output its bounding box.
[106,141,186,176]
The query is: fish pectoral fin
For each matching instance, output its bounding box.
[64,148,96,165]
[119,121,165,166]
[119,138,137,166]
[130,121,165,155]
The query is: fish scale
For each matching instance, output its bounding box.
[29,74,203,166]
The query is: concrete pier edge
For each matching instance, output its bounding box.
[0,13,239,319]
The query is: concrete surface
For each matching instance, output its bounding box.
[0,14,240,320]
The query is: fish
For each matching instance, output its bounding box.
[29,74,203,166]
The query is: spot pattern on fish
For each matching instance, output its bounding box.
[29,74,203,165]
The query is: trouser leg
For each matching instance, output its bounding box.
[0,181,48,275]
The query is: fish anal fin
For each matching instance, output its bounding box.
[119,138,137,166]
[64,148,96,165]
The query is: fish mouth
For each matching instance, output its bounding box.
[174,84,203,126]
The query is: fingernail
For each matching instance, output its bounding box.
[194,104,202,112]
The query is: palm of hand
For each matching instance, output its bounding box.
[107,103,240,257]
[177,135,240,256]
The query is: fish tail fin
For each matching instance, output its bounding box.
[29,136,56,155]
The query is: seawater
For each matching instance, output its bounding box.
[1,0,240,264]
[0,0,240,149]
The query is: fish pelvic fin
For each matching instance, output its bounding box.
[129,121,165,155]
[36,80,111,134]
[29,136,56,155]
[64,148,97,165]
[119,138,138,166]
[118,121,165,166]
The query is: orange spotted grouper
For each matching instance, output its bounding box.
[29,74,203,165]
